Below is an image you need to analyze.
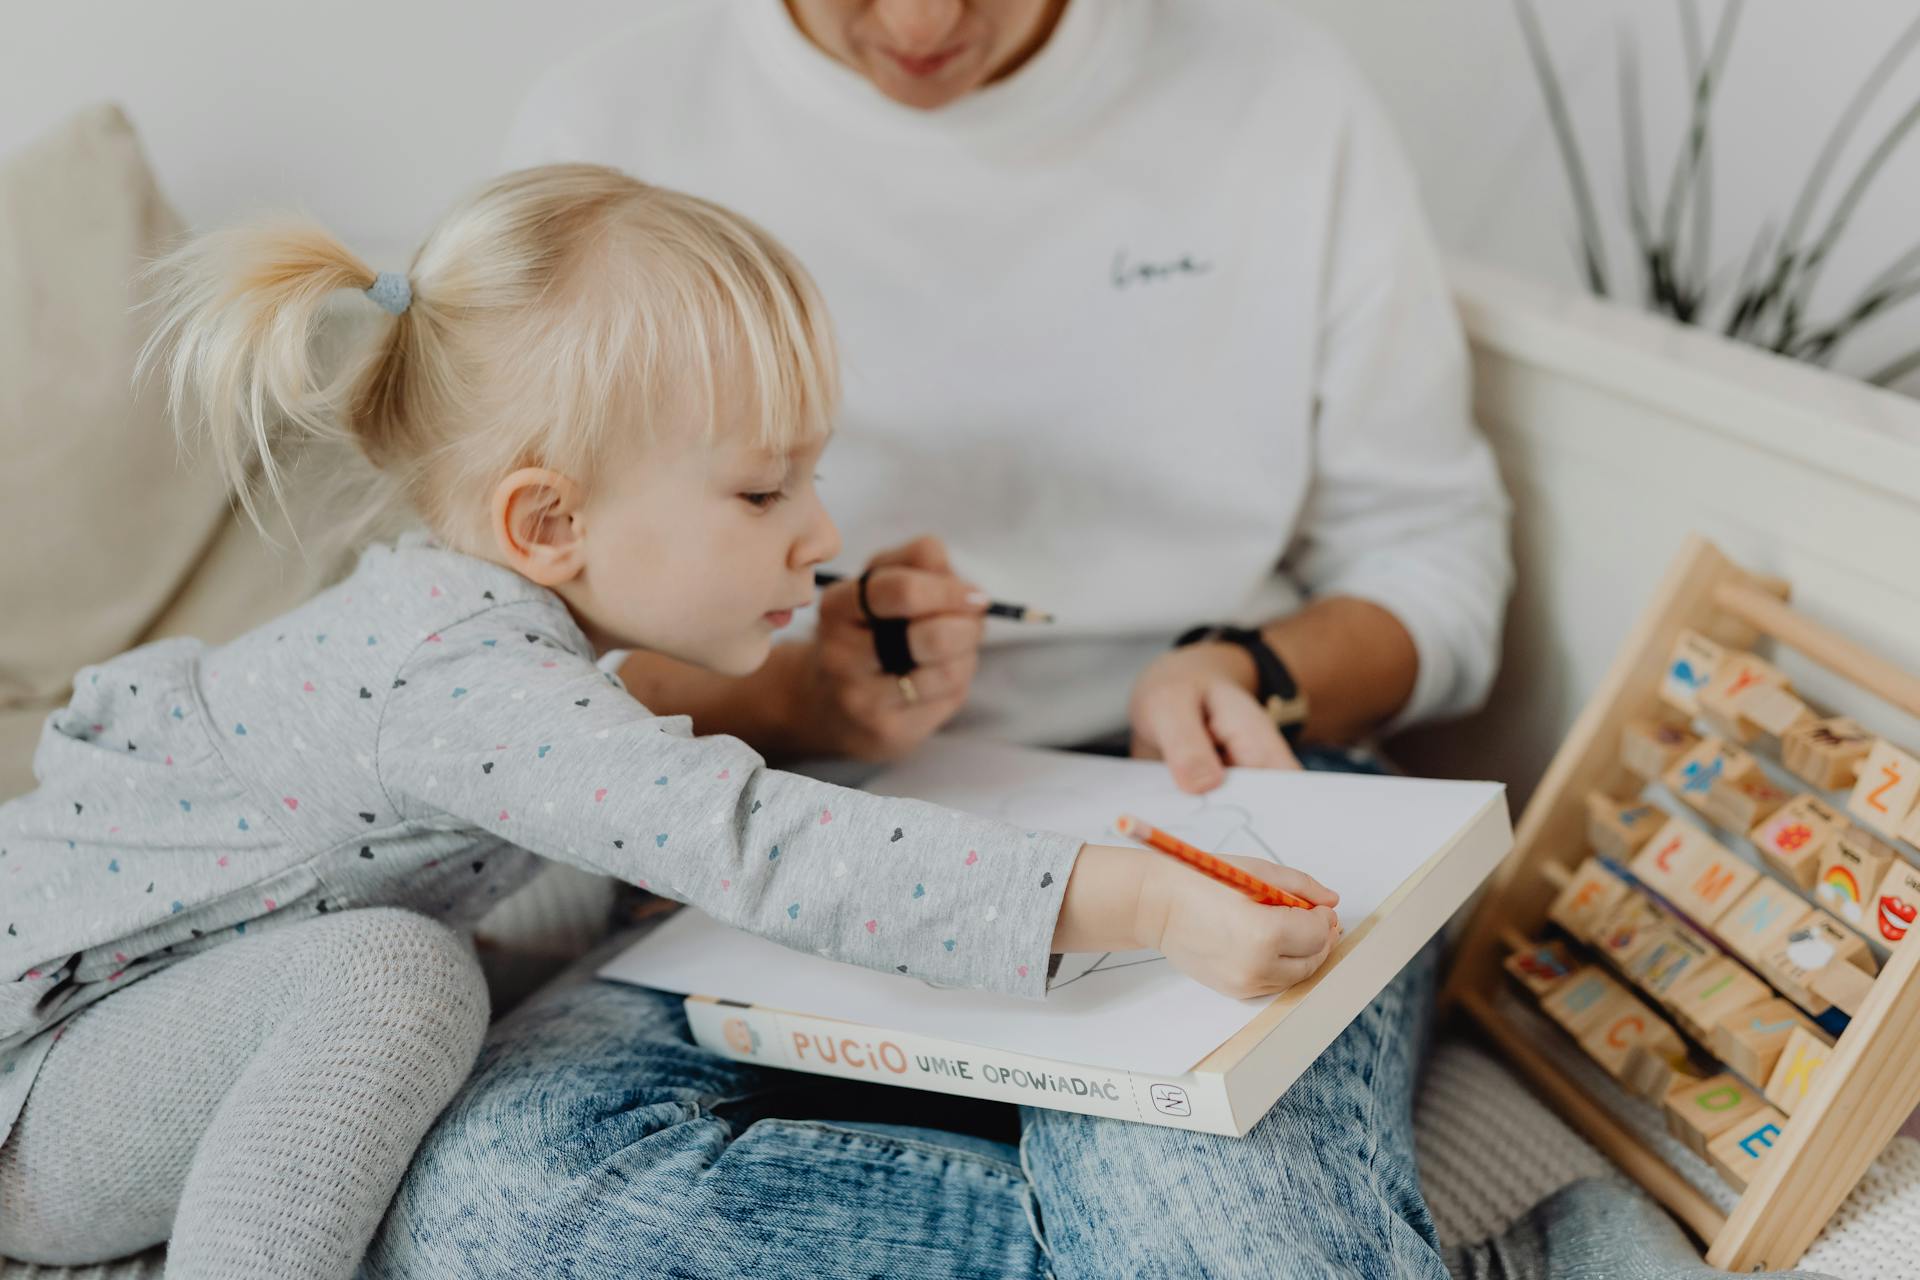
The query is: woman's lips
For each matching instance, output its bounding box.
[887,46,963,77]
[764,609,795,628]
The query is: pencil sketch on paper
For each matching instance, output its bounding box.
[996,784,1288,990]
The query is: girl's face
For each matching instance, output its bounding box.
[558,414,842,677]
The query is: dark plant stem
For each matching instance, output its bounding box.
[1777,91,1920,350]
[1870,346,1920,388]
[1513,0,1611,295]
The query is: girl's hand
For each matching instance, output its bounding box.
[1143,853,1340,1000]
[1128,643,1300,794]
[796,535,988,760]
[1052,847,1340,1001]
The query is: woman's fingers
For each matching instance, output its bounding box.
[1131,691,1225,793]
[864,534,953,574]
[860,566,985,621]
[906,613,986,667]
[1202,683,1299,772]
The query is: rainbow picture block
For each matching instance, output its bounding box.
[1814,827,1896,937]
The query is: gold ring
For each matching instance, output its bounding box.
[898,675,920,705]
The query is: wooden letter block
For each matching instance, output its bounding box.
[1707,1106,1790,1192]
[1624,1039,1700,1102]
[1665,1072,1766,1158]
[1846,738,1920,841]
[1585,792,1665,863]
[1546,858,1632,943]
[1635,924,1712,1005]
[1594,893,1667,970]
[1697,653,1787,745]
[1871,858,1920,947]
[1742,685,1816,741]
[1749,794,1842,890]
[1717,879,1812,968]
[1813,826,1896,936]
[1903,803,1920,853]
[1664,850,1760,927]
[1757,910,1876,1015]
[1630,816,1716,900]
[1664,737,1757,817]
[1576,995,1673,1079]
[1701,773,1790,834]
[1762,1026,1834,1116]
[1503,939,1576,995]
[1621,718,1699,780]
[1808,959,1875,1017]
[1540,967,1629,1038]
[1627,924,1717,1003]
[1668,957,1770,1041]
[1710,997,1821,1085]
[1660,630,1725,716]
[1782,716,1873,791]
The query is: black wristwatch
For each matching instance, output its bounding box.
[1175,624,1311,745]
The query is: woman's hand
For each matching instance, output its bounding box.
[794,535,988,761]
[1128,642,1300,793]
[1053,845,1339,1001]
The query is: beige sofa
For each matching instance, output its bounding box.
[4,103,1916,1279]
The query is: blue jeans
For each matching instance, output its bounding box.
[367,749,1446,1279]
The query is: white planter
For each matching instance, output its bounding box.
[1397,263,1920,805]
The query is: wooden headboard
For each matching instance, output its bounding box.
[1395,264,1920,808]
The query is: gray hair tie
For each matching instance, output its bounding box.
[364,271,412,316]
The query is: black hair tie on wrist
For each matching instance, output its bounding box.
[857,567,917,676]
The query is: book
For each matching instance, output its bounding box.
[600,738,1511,1134]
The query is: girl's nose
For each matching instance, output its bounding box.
[794,501,842,569]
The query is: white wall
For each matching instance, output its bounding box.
[0,1,632,259]
[1292,0,1920,393]
[4,1,1916,390]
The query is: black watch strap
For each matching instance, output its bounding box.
[1175,624,1310,744]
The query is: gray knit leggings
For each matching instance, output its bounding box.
[0,907,489,1277]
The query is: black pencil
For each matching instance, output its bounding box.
[813,570,1054,624]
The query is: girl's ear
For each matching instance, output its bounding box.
[491,468,588,586]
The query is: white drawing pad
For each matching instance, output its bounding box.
[601,738,1504,1077]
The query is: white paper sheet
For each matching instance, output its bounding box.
[600,738,1502,1077]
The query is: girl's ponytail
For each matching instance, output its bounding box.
[138,164,839,556]
[139,221,404,536]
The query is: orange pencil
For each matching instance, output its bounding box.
[1114,814,1318,909]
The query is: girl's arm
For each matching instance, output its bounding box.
[375,604,1080,999]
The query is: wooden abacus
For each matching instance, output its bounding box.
[1445,535,1920,1270]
